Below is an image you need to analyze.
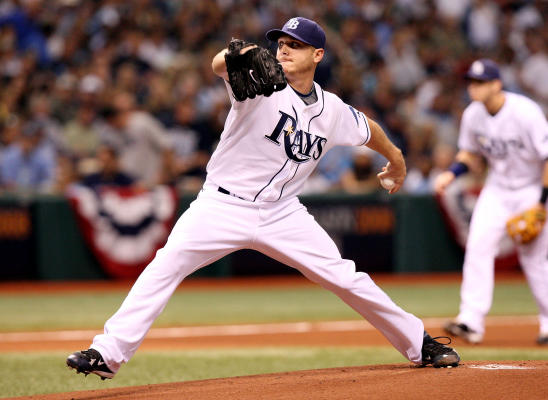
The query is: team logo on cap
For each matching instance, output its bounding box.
[286,18,300,29]
[471,61,484,75]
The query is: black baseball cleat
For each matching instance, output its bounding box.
[444,320,483,344]
[66,348,114,380]
[537,334,548,345]
[421,332,460,368]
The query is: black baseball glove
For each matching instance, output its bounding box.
[224,39,287,102]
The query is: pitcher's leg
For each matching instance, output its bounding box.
[255,201,424,363]
[92,193,257,372]
[92,245,231,373]
[457,188,507,336]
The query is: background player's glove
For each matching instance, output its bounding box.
[506,206,546,244]
[224,39,287,102]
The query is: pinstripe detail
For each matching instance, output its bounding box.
[308,88,325,131]
[359,113,371,145]
[253,159,289,202]
[348,105,359,126]
[276,164,300,201]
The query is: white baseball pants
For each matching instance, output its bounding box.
[457,183,548,336]
[91,184,425,373]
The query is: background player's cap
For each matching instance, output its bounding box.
[266,17,326,49]
[466,59,501,81]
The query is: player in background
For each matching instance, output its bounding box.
[66,17,460,380]
[435,59,548,345]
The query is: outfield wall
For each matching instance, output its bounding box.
[0,192,463,280]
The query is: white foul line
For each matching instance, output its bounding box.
[0,315,538,343]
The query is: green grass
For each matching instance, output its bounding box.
[0,280,542,398]
[384,281,538,317]
[0,282,537,332]
[2,347,548,398]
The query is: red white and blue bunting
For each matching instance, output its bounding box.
[68,185,178,279]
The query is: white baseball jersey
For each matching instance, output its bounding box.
[458,91,548,189]
[205,81,371,201]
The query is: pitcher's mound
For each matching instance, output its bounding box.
[18,361,548,400]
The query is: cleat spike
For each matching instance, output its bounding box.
[67,349,114,380]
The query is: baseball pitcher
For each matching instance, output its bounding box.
[67,17,460,380]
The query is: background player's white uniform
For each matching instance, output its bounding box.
[89,81,425,374]
[455,91,548,339]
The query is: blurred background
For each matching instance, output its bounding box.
[0,0,546,280]
[1,3,547,397]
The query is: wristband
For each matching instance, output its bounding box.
[541,187,548,204]
[448,162,469,177]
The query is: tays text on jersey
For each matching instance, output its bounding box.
[265,110,327,163]
[473,133,525,158]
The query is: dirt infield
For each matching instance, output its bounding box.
[12,361,548,400]
[0,317,542,352]
[3,273,547,399]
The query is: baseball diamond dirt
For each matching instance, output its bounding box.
[7,362,548,399]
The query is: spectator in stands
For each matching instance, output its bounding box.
[465,0,500,51]
[52,152,77,194]
[302,146,354,194]
[142,71,174,127]
[403,143,457,194]
[0,115,20,151]
[27,92,63,153]
[168,99,213,193]
[100,91,173,187]
[384,27,425,94]
[0,0,546,196]
[341,145,380,194]
[62,105,101,160]
[0,0,51,67]
[77,74,106,109]
[80,144,134,191]
[403,152,434,194]
[0,120,56,193]
[50,73,78,124]
[520,27,548,112]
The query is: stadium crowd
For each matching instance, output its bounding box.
[0,0,546,195]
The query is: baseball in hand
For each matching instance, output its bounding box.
[380,178,395,190]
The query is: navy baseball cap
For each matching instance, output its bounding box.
[466,59,501,81]
[266,17,326,49]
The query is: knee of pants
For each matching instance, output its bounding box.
[308,261,366,294]
[465,241,497,260]
[145,245,202,279]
